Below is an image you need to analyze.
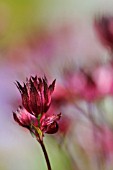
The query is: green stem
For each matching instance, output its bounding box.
[40,140,52,170]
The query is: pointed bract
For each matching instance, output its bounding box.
[13,106,38,129]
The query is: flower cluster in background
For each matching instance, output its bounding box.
[10,22,113,169]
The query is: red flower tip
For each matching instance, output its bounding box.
[15,76,56,117]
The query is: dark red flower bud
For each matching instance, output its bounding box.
[40,113,61,134]
[16,76,56,117]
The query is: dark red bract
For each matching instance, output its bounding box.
[13,106,38,129]
[40,113,61,134]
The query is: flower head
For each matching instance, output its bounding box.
[13,76,61,141]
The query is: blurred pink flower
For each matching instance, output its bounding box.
[81,70,99,101]
[93,64,113,96]
[63,69,100,102]
[95,16,113,50]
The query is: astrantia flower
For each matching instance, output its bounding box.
[13,76,61,141]
[13,76,61,170]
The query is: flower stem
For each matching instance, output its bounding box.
[40,140,52,170]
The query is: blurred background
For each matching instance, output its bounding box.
[1,0,113,170]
